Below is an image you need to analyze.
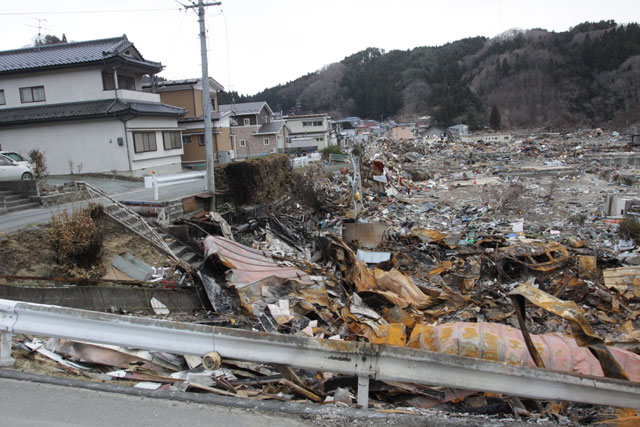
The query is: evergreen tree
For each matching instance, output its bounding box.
[490,106,501,130]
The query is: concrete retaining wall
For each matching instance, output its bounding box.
[0,285,203,312]
[0,180,40,198]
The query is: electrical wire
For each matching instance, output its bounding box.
[221,10,232,99]
[167,8,189,58]
[0,8,182,16]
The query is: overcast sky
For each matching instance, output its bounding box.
[1,1,639,95]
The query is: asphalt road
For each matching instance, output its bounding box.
[0,377,314,427]
[0,179,207,233]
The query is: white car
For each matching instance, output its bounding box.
[0,154,34,180]
[0,151,34,169]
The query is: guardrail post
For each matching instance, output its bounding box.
[0,332,14,367]
[357,375,369,408]
[152,175,159,201]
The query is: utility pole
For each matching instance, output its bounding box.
[185,0,221,210]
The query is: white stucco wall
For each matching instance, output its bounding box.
[285,116,329,134]
[0,67,160,108]
[0,116,184,176]
[0,119,129,175]
[125,116,184,176]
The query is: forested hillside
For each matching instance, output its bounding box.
[224,21,640,129]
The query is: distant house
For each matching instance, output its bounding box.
[283,113,331,153]
[219,102,288,159]
[392,125,413,141]
[448,124,469,136]
[0,35,186,176]
[423,126,452,140]
[143,77,235,164]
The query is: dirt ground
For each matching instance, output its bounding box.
[0,215,169,286]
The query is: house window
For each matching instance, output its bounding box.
[0,89,5,105]
[19,86,45,103]
[198,136,205,146]
[239,139,246,147]
[313,121,322,126]
[263,137,270,145]
[211,98,216,111]
[264,116,270,124]
[182,135,193,144]
[163,131,182,150]
[102,72,136,90]
[243,118,250,126]
[133,132,157,153]
[302,121,312,127]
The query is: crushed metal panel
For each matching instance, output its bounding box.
[497,240,571,273]
[342,222,388,249]
[203,235,310,286]
[357,249,391,264]
[112,253,153,281]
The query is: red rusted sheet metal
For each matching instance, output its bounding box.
[409,322,640,382]
[203,235,310,285]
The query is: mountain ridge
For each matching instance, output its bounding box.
[220,20,640,130]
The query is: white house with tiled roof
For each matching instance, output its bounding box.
[0,35,186,176]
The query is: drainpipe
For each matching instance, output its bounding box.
[121,120,133,173]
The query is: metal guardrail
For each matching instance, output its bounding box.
[1,299,640,409]
[143,171,206,201]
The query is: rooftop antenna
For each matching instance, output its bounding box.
[26,18,49,48]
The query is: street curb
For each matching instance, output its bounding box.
[0,368,425,422]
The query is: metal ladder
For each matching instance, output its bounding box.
[76,181,189,270]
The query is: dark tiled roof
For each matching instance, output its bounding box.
[178,111,231,123]
[254,120,286,135]
[0,35,162,74]
[219,101,272,116]
[142,77,224,91]
[0,99,184,126]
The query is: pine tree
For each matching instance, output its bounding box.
[490,106,501,130]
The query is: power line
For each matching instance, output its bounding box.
[0,8,181,16]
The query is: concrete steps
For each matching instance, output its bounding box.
[158,232,202,268]
[0,189,40,214]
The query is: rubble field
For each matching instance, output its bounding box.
[3,129,640,424]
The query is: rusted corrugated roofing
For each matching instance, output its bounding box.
[203,235,310,286]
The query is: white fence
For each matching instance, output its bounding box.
[291,153,322,169]
[143,171,206,200]
[1,299,639,409]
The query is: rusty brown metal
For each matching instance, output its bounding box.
[497,241,571,273]
[509,282,630,381]
[203,235,311,286]
[510,294,546,369]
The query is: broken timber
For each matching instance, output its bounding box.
[1,299,639,409]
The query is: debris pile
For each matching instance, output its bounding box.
[5,129,640,423]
